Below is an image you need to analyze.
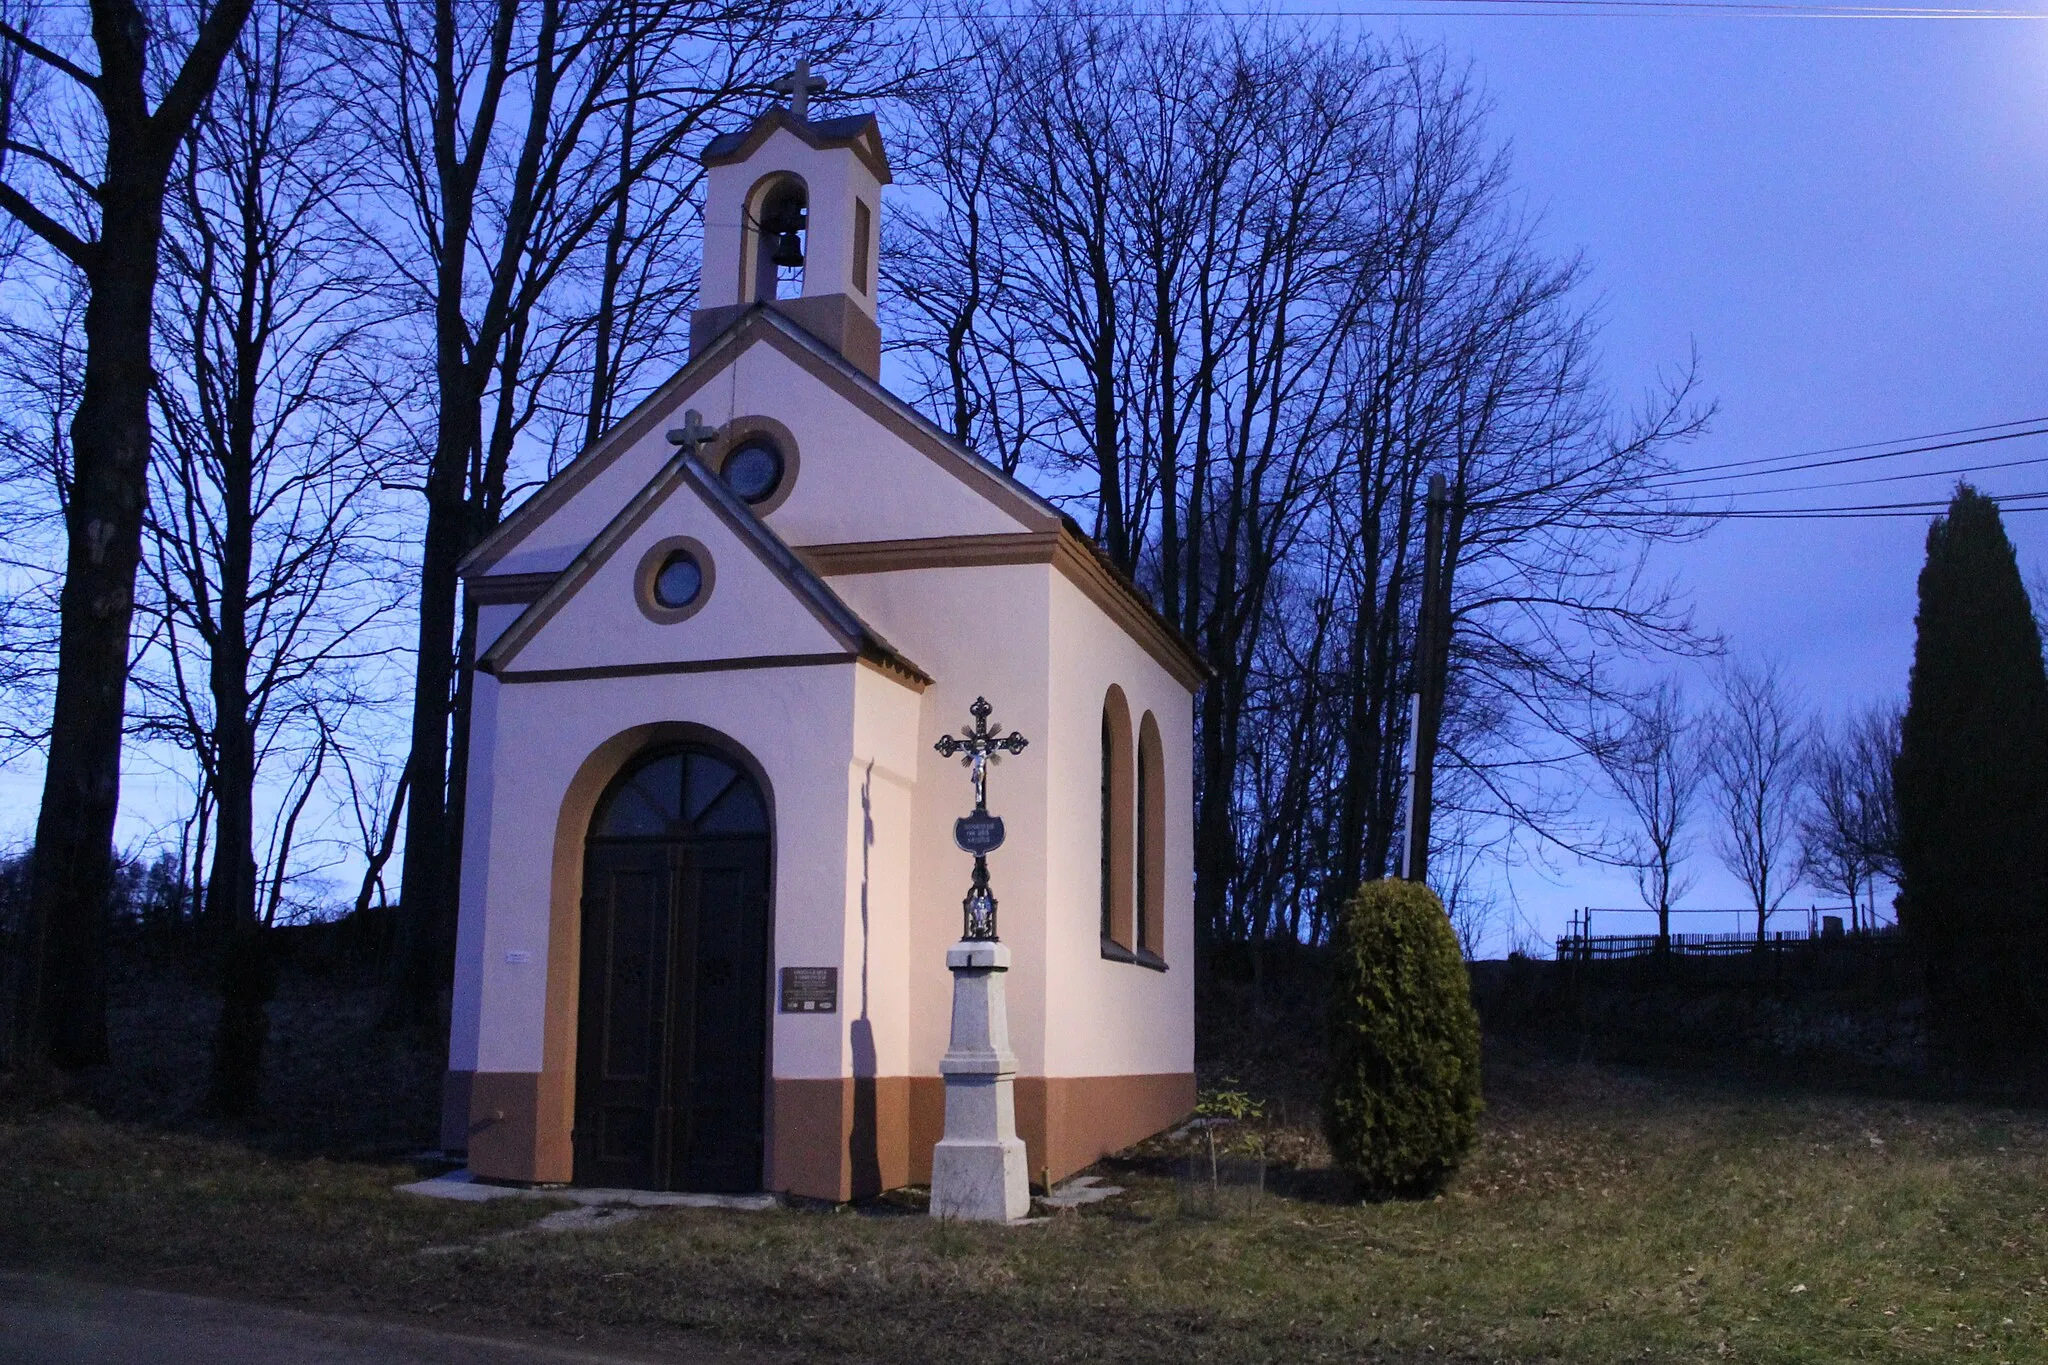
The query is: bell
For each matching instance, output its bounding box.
[770,230,805,268]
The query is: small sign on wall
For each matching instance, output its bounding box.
[779,966,838,1014]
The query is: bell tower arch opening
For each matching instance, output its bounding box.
[746,173,807,302]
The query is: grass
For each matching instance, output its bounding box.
[5,1044,2048,1363]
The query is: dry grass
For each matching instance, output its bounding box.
[5,942,2044,1360]
[6,1042,2048,1363]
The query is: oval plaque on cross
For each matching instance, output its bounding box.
[954,812,1005,856]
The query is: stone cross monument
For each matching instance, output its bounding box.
[929,697,1032,1222]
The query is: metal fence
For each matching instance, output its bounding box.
[1554,924,1902,961]
[1553,905,1900,962]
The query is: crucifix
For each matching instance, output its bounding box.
[935,696,1028,940]
[665,409,720,460]
[769,58,827,123]
[930,694,1032,1221]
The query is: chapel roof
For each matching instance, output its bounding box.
[699,108,892,184]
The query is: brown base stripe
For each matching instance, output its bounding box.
[456,1069,1195,1200]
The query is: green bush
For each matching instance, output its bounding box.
[1324,878,1482,1196]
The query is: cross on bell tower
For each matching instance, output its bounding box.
[769,58,827,122]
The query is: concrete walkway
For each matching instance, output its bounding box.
[397,1170,778,1211]
[0,1273,770,1364]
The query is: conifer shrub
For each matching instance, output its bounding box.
[1324,877,1482,1197]
[1897,484,2048,1049]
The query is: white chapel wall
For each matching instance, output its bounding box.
[455,663,870,1083]
[501,477,845,675]
[484,417,682,579]
[842,663,923,1079]
[716,340,1030,547]
[827,560,1057,1078]
[1042,571,1197,1081]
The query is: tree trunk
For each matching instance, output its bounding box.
[388,445,470,1029]
[203,201,268,1112]
[1192,666,1233,944]
[23,189,166,1070]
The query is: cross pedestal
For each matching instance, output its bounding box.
[930,939,1030,1221]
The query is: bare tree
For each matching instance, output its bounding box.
[0,291,73,767]
[1801,703,1900,932]
[894,16,1712,947]
[0,0,260,1070]
[335,740,407,922]
[1707,660,1809,942]
[134,1,399,1110]
[340,0,898,1028]
[1593,679,1703,952]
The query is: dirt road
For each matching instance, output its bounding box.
[0,1273,767,1364]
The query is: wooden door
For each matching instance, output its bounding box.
[574,842,676,1191]
[673,836,769,1191]
[573,746,771,1192]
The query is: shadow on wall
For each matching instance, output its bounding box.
[851,1018,879,1196]
[849,762,880,1197]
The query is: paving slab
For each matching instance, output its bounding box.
[397,1171,778,1211]
[1039,1175,1125,1209]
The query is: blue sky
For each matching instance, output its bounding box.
[1357,11,2048,944]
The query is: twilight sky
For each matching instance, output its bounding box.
[1352,9,2048,945]
[8,12,2045,950]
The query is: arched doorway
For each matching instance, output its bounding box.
[574,743,770,1192]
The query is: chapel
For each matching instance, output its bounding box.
[441,72,1205,1200]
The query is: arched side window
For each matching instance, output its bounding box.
[1137,712,1167,965]
[1100,686,1135,956]
[743,173,807,303]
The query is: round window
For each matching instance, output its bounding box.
[722,439,785,505]
[652,549,704,609]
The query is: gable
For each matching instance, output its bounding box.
[479,446,925,687]
[463,309,1059,582]
[722,332,1044,546]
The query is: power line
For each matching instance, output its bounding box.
[23,0,2006,10]
[11,1,2048,25]
[1656,489,2048,519]
[919,2,2048,16]
[1650,414,2048,480]
[1646,424,2048,490]
[1702,451,2048,497]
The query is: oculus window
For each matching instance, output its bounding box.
[636,536,716,624]
[654,549,705,609]
[722,439,786,505]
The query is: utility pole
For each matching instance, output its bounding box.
[1404,474,1456,883]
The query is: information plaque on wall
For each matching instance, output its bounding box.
[779,966,838,1014]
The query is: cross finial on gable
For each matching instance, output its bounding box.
[665,409,721,460]
[769,58,827,123]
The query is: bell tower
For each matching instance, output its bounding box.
[692,61,891,378]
